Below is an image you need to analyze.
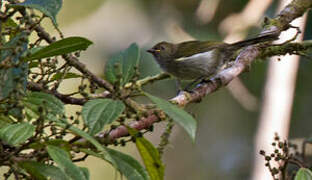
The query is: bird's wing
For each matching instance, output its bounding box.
[174,41,227,59]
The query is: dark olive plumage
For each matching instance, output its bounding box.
[147,35,276,80]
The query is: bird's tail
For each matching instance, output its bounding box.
[228,34,278,50]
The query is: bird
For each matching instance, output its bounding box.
[147,35,276,89]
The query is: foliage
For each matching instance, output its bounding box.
[295,168,312,180]
[0,0,311,180]
[260,133,312,180]
[0,0,197,179]
[145,93,197,141]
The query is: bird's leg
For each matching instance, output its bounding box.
[198,77,212,84]
[183,76,205,92]
[175,79,183,94]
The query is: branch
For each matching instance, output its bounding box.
[27,82,87,105]
[172,40,312,106]
[172,0,312,106]
[260,40,312,58]
[62,55,114,92]
[20,9,115,92]
[96,0,312,143]
[27,82,112,105]
[124,73,170,88]
[98,113,159,144]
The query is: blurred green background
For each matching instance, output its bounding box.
[50,0,312,179]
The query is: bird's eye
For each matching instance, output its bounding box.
[160,45,165,50]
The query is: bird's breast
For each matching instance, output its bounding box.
[161,50,223,80]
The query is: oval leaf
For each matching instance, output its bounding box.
[295,168,312,180]
[105,43,140,86]
[81,148,149,180]
[107,148,149,180]
[47,145,87,180]
[25,37,93,61]
[26,95,117,170]
[24,92,65,116]
[0,122,35,145]
[11,0,62,26]
[23,46,45,61]
[104,54,122,84]
[134,135,164,180]
[79,167,90,180]
[82,99,125,135]
[0,115,13,128]
[19,161,68,180]
[122,43,140,84]
[53,121,117,168]
[51,72,81,81]
[145,93,197,142]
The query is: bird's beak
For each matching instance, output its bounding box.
[146,49,155,54]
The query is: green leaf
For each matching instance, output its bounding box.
[1,18,18,39]
[24,92,65,116]
[23,92,66,124]
[47,145,87,180]
[79,167,90,180]
[135,136,164,180]
[1,18,17,30]
[0,122,35,145]
[28,61,40,68]
[34,100,117,171]
[29,139,70,151]
[145,93,197,142]
[122,43,140,84]
[81,148,149,180]
[23,46,45,61]
[105,43,140,86]
[25,37,93,61]
[0,115,13,128]
[104,54,121,85]
[52,121,116,168]
[295,168,312,180]
[107,148,149,180]
[11,0,62,26]
[82,99,125,135]
[19,161,68,180]
[51,72,81,81]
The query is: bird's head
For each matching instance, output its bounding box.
[147,41,177,62]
